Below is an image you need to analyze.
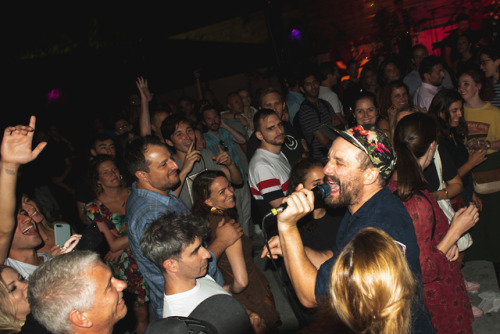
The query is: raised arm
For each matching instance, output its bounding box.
[220,119,247,145]
[213,145,243,186]
[0,116,46,263]
[457,147,487,179]
[276,187,320,308]
[136,76,154,137]
[173,141,201,198]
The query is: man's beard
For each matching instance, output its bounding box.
[325,176,360,208]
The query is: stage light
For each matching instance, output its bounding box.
[288,28,302,41]
[47,88,62,103]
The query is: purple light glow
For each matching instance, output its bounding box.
[47,88,62,102]
[288,28,302,41]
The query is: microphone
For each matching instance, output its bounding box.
[269,183,331,216]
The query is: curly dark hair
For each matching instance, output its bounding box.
[88,154,122,198]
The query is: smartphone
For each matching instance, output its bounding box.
[54,223,71,247]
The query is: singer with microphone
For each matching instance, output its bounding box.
[268,157,344,252]
[261,125,435,334]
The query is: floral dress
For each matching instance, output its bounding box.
[84,198,149,307]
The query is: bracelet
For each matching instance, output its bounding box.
[443,188,448,199]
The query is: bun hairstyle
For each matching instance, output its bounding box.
[329,227,415,334]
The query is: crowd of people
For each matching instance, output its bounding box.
[0,9,498,334]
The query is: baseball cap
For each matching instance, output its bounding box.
[333,125,396,179]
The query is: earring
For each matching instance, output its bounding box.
[210,207,217,212]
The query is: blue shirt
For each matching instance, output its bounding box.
[315,187,435,334]
[286,90,305,125]
[126,182,223,319]
[204,128,247,183]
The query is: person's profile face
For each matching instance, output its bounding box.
[177,237,212,279]
[479,54,498,79]
[83,262,127,330]
[142,145,180,192]
[302,166,325,191]
[323,138,365,209]
[447,100,463,128]
[428,64,445,86]
[1,267,30,320]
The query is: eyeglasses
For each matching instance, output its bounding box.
[117,124,130,131]
[480,58,492,66]
[219,140,229,152]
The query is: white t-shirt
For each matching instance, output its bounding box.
[248,149,290,202]
[4,253,52,279]
[319,86,344,116]
[162,275,230,318]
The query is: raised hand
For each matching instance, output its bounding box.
[182,140,201,172]
[450,204,479,236]
[136,76,153,103]
[212,145,232,166]
[104,250,125,263]
[49,234,82,256]
[215,217,243,248]
[467,147,487,168]
[1,116,47,166]
[277,188,314,229]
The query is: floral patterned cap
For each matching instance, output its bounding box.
[334,125,397,179]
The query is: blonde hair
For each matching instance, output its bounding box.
[329,227,415,334]
[0,266,25,333]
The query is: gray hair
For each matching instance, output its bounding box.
[28,251,100,334]
[140,212,210,272]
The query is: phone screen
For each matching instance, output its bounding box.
[54,223,71,247]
